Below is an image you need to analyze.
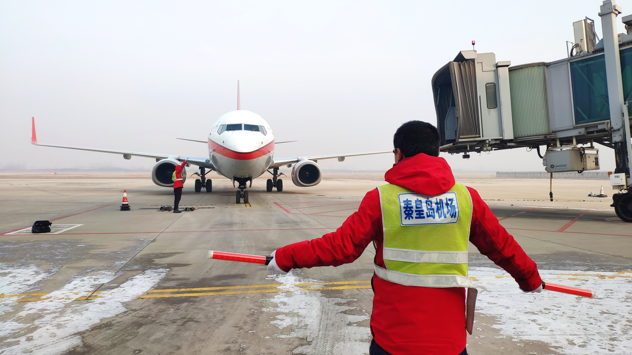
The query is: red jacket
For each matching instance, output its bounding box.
[274,153,542,355]
[173,161,186,189]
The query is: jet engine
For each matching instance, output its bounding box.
[152,159,186,187]
[291,160,322,187]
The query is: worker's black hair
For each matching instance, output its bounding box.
[393,121,440,158]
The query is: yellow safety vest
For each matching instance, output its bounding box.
[376,183,474,288]
[172,171,183,182]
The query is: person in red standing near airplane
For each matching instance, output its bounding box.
[266,121,543,355]
[172,158,188,213]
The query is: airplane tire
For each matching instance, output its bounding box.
[206,180,212,192]
[277,179,283,192]
[194,179,202,193]
[614,193,632,222]
[266,179,273,192]
[236,190,241,204]
[244,191,249,204]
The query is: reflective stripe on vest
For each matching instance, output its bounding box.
[172,171,183,182]
[377,183,474,288]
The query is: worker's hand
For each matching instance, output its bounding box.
[524,283,543,293]
[266,250,287,274]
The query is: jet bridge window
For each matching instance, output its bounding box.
[485,82,497,109]
[226,124,243,131]
[244,124,260,132]
[570,55,609,125]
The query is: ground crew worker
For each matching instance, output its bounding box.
[266,121,543,355]
[172,158,187,213]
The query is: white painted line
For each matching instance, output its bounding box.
[50,224,83,234]
[5,224,83,235]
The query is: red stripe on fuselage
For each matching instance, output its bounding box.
[209,140,274,160]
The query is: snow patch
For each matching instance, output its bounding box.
[265,272,370,355]
[0,264,57,316]
[0,269,168,355]
[472,267,632,354]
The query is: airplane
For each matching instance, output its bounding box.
[31,83,390,204]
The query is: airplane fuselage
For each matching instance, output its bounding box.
[208,110,275,182]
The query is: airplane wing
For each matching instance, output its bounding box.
[31,118,215,169]
[270,151,392,168]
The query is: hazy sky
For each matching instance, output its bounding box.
[0,0,626,173]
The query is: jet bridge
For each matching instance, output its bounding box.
[432,0,632,222]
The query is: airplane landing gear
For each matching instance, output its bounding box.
[234,177,251,204]
[235,190,249,204]
[266,167,284,192]
[612,192,632,222]
[194,167,212,193]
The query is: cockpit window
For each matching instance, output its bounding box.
[226,124,243,131]
[217,124,225,134]
[260,126,267,135]
[244,124,260,132]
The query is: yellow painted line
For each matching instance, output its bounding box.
[140,288,283,299]
[140,285,372,299]
[150,280,371,293]
[16,295,102,303]
[151,284,280,293]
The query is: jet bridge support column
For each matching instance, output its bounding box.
[600,0,626,142]
[600,0,632,221]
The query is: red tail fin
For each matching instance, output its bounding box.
[31,117,38,144]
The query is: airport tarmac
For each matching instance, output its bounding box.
[1,173,631,355]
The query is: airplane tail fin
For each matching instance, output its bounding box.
[31,117,38,145]
[237,80,241,110]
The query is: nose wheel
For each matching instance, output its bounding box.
[236,189,249,204]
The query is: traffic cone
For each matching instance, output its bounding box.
[120,190,131,211]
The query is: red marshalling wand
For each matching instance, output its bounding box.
[207,251,596,298]
[208,250,272,265]
[543,282,595,298]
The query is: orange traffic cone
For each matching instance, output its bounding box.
[120,190,131,211]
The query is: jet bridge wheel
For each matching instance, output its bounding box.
[194,179,202,193]
[206,179,212,192]
[614,193,632,222]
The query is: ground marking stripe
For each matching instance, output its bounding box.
[17,285,375,302]
[13,272,632,302]
[498,207,540,221]
[2,281,372,299]
[139,285,373,299]
[149,280,371,293]
[36,227,332,236]
[274,202,294,214]
[1,204,112,235]
[557,210,590,232]
[505,227,632,238]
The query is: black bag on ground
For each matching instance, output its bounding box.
[32,220,52,233]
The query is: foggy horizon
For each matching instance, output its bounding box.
[1,1,624,175]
